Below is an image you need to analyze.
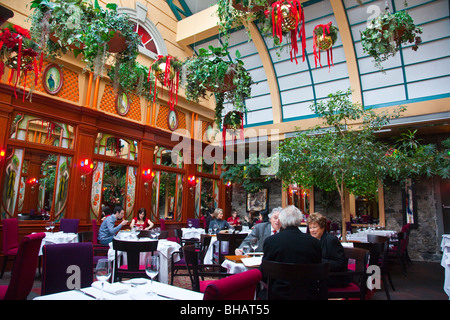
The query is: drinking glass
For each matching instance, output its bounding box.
[145,255,160,295]
[250,238,258,253]
[242,245,250,256]
[187,220,193,228]
[95,259,112,300]
[45,222,50,232]
[154,227,161,239]
[49,221,55,233]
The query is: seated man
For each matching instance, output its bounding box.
[235,207,282,254]
[98,205,128,245]
[261,205,322,300]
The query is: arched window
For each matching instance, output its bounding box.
[119,3,168,59]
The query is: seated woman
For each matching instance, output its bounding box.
[130,208,154,230]
[227,209,241,226]
[209,208,230,232]
[306,212,350,287]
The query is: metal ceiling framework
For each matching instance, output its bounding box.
[167,0,450,133]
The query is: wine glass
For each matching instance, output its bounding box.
[145,255,160,295]
[154,227,161,239]
[187,220,193,228]
[95,259,112,300]
[250,238,258,254]
[49,221,55,233]
[45,222,50,232]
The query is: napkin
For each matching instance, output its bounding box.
[241,257,262,267]
[92,281,128,295]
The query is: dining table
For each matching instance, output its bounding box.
[181,227,205,240]
[108,231,181,284]
[345,229,397,243]
[440,234,450,298]
[221,254,262,274]
[34,278,203,300]
[39,231,78,255]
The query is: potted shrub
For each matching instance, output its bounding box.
[184,45,253,129]
[313,22,339,69]
[150,55,183,110]
[0,23,40,97]
[360,8,422,71]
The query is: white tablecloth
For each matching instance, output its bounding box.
[34,278,203,300]
[221,259,248,274]
[440,234,450,299]
[182,227,205,240]
[346,230,396,242]
[109,232,181,284]
[39,232,78,255]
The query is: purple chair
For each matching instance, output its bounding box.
[59,218,79,233]
[1,218,19,279]
[0,232,45,300]
[41,242,94,295]
[187,218,200,228]
[203,269,262,300]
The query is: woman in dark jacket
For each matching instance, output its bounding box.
[307,212,350,287]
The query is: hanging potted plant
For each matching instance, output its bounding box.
[263,0,306,64]
[107,60,157,102]
[222,110,244,150]
[360,8,422,71]
[150,55,183,110]
[0,23,40,99]
[231,0,276,12]
[184,45,253,129]
[313,22,339,70]
[28,0,94,60]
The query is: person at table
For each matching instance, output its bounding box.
[100,205,111,221]
[307,212,350,287]
[130,207,154,230]
[227,209,241,227]
[243,210,258,228]
[98,205,129,245]
[235,207,282,255]
[261,205,322,300]
[208,208,230,232]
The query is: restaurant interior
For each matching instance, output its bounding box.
[0,0,449,303]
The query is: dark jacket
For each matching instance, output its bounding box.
[319,231,350,287]
[261,226,322,299]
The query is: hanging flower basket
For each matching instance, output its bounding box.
[265,0,306,64]
[222,110,244,149]
[360,8,422,71]
[205,69,237,93]
[232,0,275,12]
[313,22,339,70]
[107,30,127,53]
[0,23,40,100]
[150,55,183,110]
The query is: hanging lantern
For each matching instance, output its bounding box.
[266,0,306,64]
[313,22,339,70]
[150,55,182,111]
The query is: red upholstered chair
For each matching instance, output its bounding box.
[90,219,109,265]
[1,218,19,279]
[0,232,45,300]
[203,269,262,300]
[328,247,369,300]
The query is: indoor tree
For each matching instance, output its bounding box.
[277,89,406,240]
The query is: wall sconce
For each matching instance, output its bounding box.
[27,177,39,193]
[80,158,94,190]
[142,169,155,195]
[188,175,198,196]
[0,149,5,162]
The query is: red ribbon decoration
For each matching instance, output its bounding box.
[150,55,179,111]
[313,22,335,71]
[267,0,306,64]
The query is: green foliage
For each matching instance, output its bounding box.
[28,0,141,78]
[360,9,422,71]
[220,154,273,194]
[184,45,253,129]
